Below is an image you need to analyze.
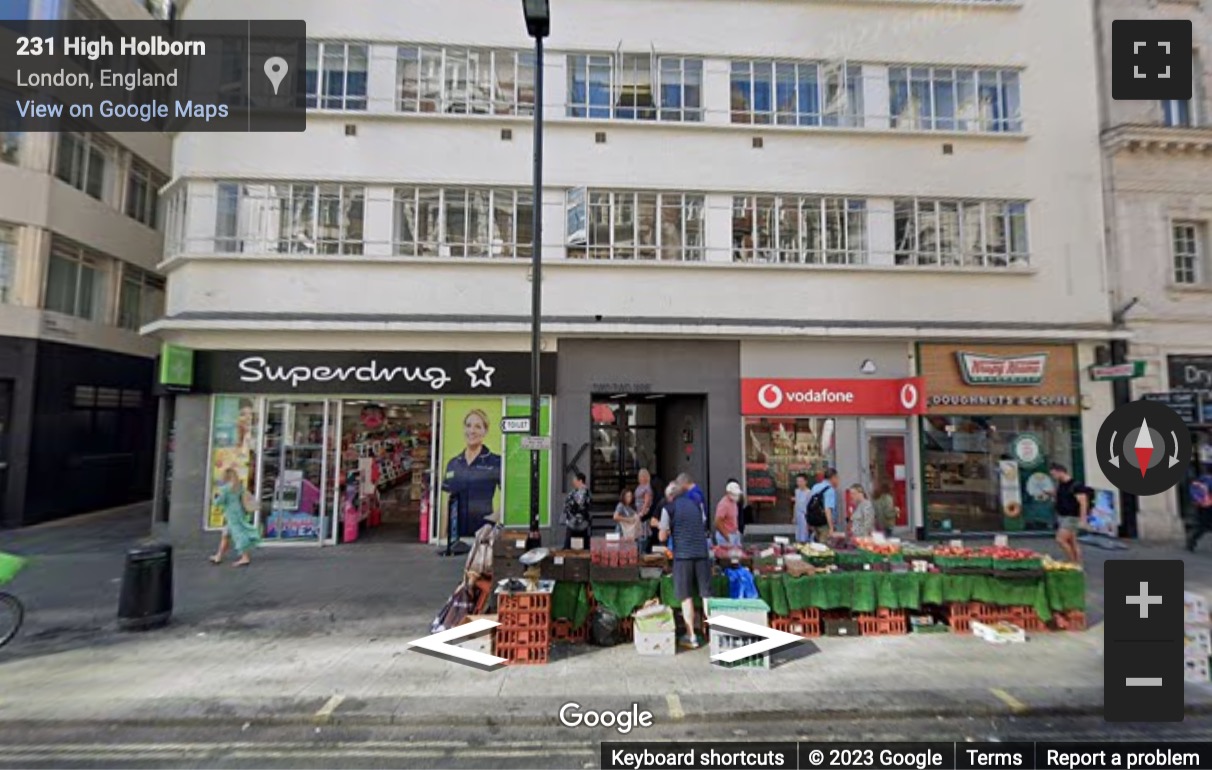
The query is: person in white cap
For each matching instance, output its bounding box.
[713,482,744,546]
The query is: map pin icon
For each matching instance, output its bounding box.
[264,57,289,95]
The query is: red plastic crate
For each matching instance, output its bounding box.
[499,644,550,665]
[772,615,822,638]
[497,609,551,629]
[1052,610,1087,631]
[789,607,821,623]
[946,602,979,620]
[498,592,551,614]
[497,628,549,648]
[974,602,1003,621]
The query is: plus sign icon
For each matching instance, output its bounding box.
[1112,19,1193,100]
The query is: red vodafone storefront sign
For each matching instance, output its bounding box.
[741,378,926,416]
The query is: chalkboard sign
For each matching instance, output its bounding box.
[1141,391,1202,426]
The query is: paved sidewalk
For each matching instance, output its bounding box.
[2,507,1211,727]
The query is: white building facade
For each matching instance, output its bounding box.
[156,0,1119,548]
[0,0,171,527]
[1097,0,1212,540]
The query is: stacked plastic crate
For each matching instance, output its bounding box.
[705,598,771,669]
[495,582,553,665]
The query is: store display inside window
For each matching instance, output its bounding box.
[744,417,836,524]
[338,402,434,543]
[921,415,1077,533]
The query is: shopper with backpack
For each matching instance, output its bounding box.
[807,469,840,543]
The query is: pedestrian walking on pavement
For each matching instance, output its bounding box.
[1049,463,1090,563]
[563,472,592,549]
[848,484,876,539]
[659,474,713,649]
[1187,466,1212,551]
[713,482,743,546]
[211,468,261,567]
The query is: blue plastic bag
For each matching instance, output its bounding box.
[725,566,758,599]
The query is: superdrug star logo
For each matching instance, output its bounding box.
[1096,398,1191,496]
[465,358,496,389]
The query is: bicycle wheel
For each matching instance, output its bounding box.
[0,592,23,648]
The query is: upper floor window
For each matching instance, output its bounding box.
[732,196,867,265]
[0,224,14,304]
[894,198,1028,268]
[890,67,1021,132]
[125,160,164,229]
[305,42,368,111]
[1173,222,1204,284]
[731,61,863,128]
[398,47,535,116]
[118,265,165,331]
[215,182,365,255]
[45,240,103,320]
[567,53,703,122]
[565,189,705,261]
[0,83,19,165]
[162,186,187,255]
[1162,99,1193,127]
[394,186,534,258]
[56,131,114,201]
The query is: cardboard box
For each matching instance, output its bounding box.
[634,629,676,656]
[1186,625,1212,659]
[457,614,496,657]
[824,618,859,637]
[972,620,1026,644]
[1186,591,1209,624]
[1185,656,1210,683]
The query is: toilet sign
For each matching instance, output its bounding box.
[501,417,531,434]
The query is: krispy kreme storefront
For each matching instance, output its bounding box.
[918,343,1082,535]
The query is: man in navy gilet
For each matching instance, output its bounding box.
[659,473,713,649]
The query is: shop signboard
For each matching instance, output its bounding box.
[159,343,194,391]
[740,377,925,416]
[919,343,1080,416]
[1142,391,1201,426]
[194,351,557,395]
[1168,355,1212,424]
[1089,361,1146,381]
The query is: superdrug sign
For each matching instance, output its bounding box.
[194,351,557,395]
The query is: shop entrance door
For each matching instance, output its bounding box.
[591,399,659,530]
[260,400,330,544]
[865,433,909,528]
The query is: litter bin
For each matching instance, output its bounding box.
[117,543,173,631]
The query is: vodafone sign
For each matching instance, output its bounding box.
[741,378,926,416]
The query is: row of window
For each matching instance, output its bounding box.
[193,184,1034,268]
[41,238,164,330]
[306,41,1026,133]
[51,132,167,229]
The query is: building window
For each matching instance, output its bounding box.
[732,196,867,265]
[118,265,165,331]
[0,83,19,165]
[305,42,369,110]
[894,198,1028,267]
[565,189,705,261]
[1173,222,1204,285]
[1162,99,1192,128]
[125,160,164,228]
[0,224,14,304]
[566,53,703,122]
[55,132,113,201]
[162,186,187,255]
[45,241,102,320]
[393,186,533,258]
[890,67,1021,132]
[398,46,535,116]
[731,61,863,127]
[214,182,366,255]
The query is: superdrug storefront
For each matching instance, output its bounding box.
[167,349,556,549]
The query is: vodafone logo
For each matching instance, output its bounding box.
[757,383,784,409]
[900,382,920,411]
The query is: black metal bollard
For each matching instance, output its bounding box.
[117,543,173,631]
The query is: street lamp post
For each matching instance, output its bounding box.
[522,0,549,550]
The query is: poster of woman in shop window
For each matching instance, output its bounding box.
[441,399,504,540]
[208,396,259,530]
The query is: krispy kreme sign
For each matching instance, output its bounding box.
[956,351,1047,386]
[741,378,926,416]
[919,343,1080,416]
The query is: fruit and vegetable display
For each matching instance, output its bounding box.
[1042,555,1082,572]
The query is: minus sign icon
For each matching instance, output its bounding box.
[1125,678,1163,686]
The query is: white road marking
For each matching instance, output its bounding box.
[666,693,685,720]
[313,694,345,721]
